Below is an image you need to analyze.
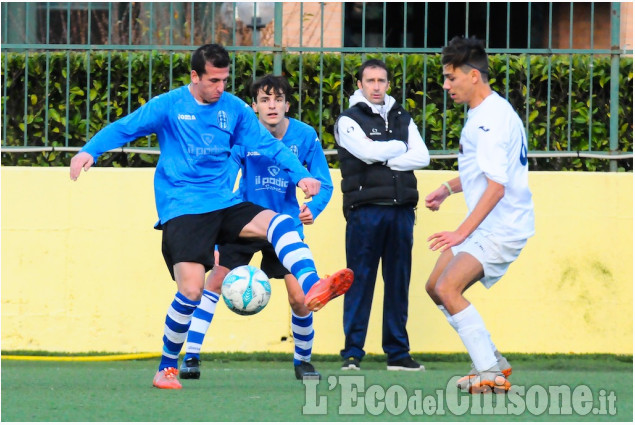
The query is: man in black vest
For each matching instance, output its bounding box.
[335,59,430,371]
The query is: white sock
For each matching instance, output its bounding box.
[440,304,499,355]
[451,304,498,372]
[438,305,458,331]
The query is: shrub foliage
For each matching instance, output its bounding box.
[1,51,632,171]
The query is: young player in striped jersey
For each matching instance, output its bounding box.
[69,45,352,390]
[180,75,334,381]
[424,36,535,393]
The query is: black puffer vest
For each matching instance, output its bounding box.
[336,102,419,218]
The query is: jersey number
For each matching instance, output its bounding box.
[519,133,528,166]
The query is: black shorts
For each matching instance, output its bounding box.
[159,202,267,280]
[218,239,290,280]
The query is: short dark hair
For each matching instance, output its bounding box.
[356,59,391,82]
[250,74,292,101]
[191,44,230,76]
[441,36,489,81]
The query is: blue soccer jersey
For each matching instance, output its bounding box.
[79,86,312,225]
[229,118,333,238]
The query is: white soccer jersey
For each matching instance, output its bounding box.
[458,92,535,241]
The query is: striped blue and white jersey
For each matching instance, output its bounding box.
[228,118,333,239]
[79,86,311,225]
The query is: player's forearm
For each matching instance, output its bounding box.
[80,123,136,161]
[305,182,332,219]
[443,177,462,195]
[455,179,503,238]
[305,158,333,218]
[80,102,161,161]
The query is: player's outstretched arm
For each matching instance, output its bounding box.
[69,151,95,181]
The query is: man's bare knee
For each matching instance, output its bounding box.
[181,286,203,300]
[174,262,205,301]
[425,279,441,303]
[433,281,454,305]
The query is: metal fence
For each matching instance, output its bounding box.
[1,2,633,170]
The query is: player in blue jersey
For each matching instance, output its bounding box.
[179,75,333,381]
[69,44,353,390]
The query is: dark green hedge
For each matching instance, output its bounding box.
[1,51,632,171]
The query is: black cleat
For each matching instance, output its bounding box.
[387,356,425,371]
[341,357,361,370]
[294,361,321,380]
[179,357,201,380]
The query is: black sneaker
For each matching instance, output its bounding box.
[179,357,201,379]
[294,361,321,380]
[341,357,361,370]
[387,356,425,371]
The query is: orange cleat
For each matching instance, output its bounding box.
[152,367,182,390]
[457,355,512,389]
[304,268,354,312]
[457,370,511,394]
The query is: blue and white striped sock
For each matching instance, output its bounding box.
[267,214,319,294]
[291,311,314,366]
[158,292,200,371]
[184,290,220,360]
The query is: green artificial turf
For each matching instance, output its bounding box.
[1,355,632,422]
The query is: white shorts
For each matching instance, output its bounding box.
[450,229,527,289]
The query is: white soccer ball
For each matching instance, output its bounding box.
[221,265,272,316]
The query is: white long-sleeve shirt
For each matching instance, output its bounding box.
[336,89,430,171]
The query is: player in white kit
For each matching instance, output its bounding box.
[424,36,535,393]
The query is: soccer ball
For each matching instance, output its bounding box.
[221,265,272,316]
